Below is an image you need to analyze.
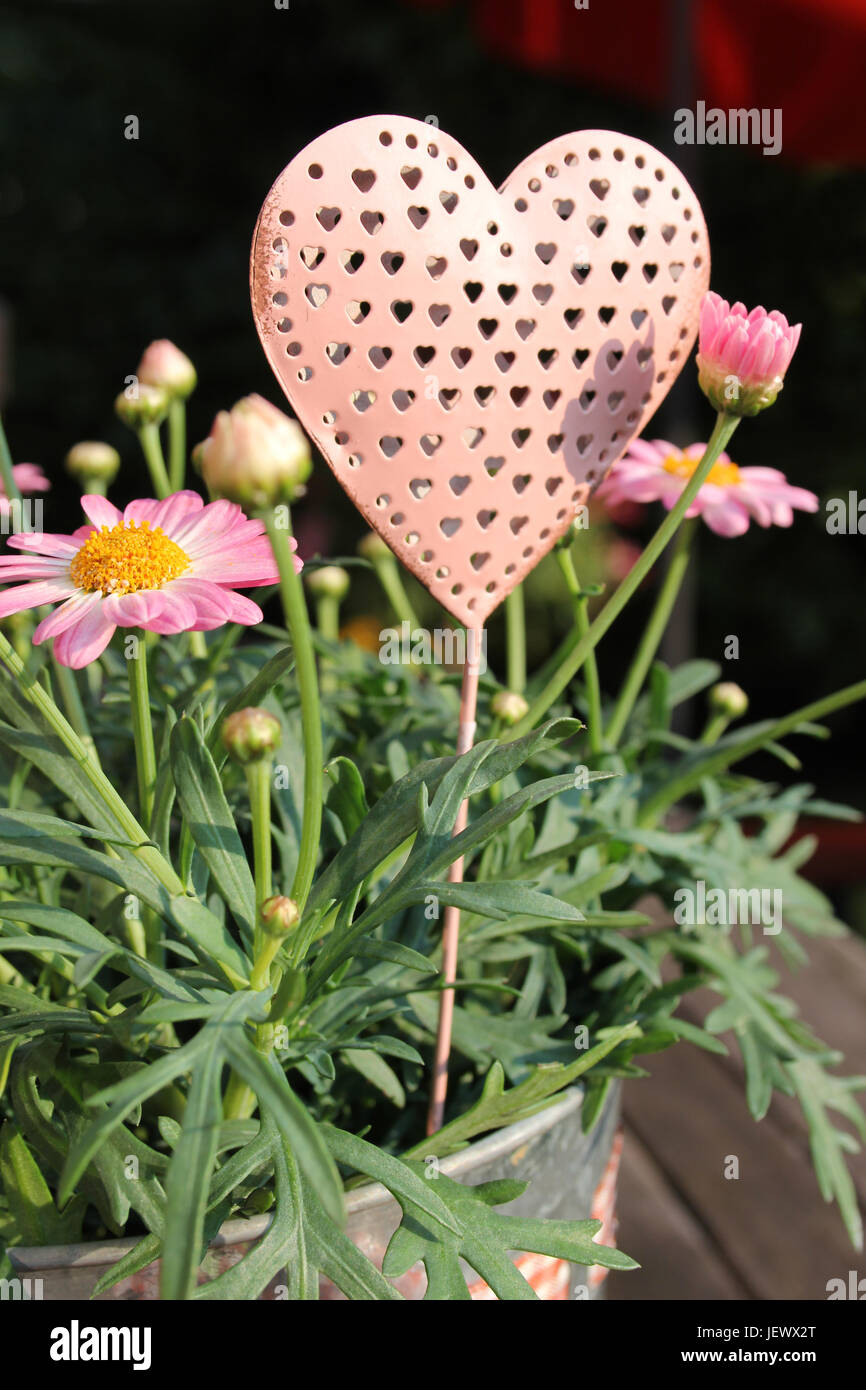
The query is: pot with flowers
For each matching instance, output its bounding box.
[1,121,864,1302]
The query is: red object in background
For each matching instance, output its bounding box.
[411,0,866,165]
[786,820,866,887]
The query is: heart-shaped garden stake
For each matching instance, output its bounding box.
[251,115,709,628]
[251,116,710,1129]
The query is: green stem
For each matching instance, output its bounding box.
[0,413,22,504]
[606,519,697,748]
[168,398,186,493]
[315,595,340,695]
[373,553,420,630]
[315,594,340,643]
[555,547,603,755]
[223,1071,257,1121]
[265,511,322,914]
[638,678,866,827]
[510,412,740,738]
[138,422,171,499]
[50,653,92,745]
[700,711,731,745]
[127,642,156,829]
[505,586,526,693]
[246,760,273,929]
[249,935,282,993]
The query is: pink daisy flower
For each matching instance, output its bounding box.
[0,490,295,668]
[596,440,818,538]
[0,463,50,515]
[697,293,801,417]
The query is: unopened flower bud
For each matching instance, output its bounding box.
[115,383,169,429]
[305,565,350,600]
[491,690,530,726]
[259,895,300,938]
[137,339,197,399]
[197,394,311,509]
[697,292,801,418]
[710,682,749,718]
[65,441,121,489]
[357,531,391,562]
[221,707,281,764]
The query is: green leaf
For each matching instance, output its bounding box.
[306,718,581,918]
[171,718,256,945]
[0,809,137,847]
[159,1029,226,1298]
[58,1033,211,1204]
[92,1234,161,1298]
[324,757,369,841]
[382,1164,637,1299]
[322,1125,461,1234]
[414,879,584,924]
[151,705,178,859]
[407,1023,639,1159]
[339,1049,406,1107]
[300,1171,402,1301]
[0,1123,84,1245]
[219,1034,344,1229]
[194,1124,315,1301]
[786,1058,866,1250]
[351,939,437,974]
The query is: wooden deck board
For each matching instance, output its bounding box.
[607,932,866,1301]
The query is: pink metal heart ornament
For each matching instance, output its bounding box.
[250,116,710,627]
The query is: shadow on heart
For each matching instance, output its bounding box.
[557,324,657,494]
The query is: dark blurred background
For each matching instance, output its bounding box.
[0,0,864,907]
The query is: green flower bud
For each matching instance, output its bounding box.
[491,690,530,726]
[221,707,281,764]
[710,682,749,718]
[259,895,300,938]
[305,565,350,600]
[115,383,169,429]
[357,531,391,561]
[65,441,121,489]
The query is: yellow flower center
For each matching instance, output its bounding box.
[70,520,189,594]
[662,453,741,487]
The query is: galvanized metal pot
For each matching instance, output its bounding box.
[8,1082,622,1301]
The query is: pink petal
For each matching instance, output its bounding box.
[169,578,234,625]
[101,591,172,627]
[7,532,82,557]
[623,439,667,466]
[211,590,264,626]
[81,495,122,530]
[34,591,104,643]
[145,491,205,536]
[701,499,751,536]
[138,588,198,634]
[11,464,50,494]
[0,579,77,619]
[52,602,116,668]
[190,552,280,587]
[0,557,71,580]
[122,498,163,527]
